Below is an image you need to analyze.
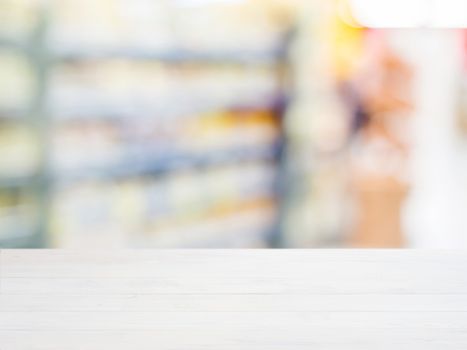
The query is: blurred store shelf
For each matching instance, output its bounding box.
[53,48,287,65]
[0,0,292,248]
[0,37,29,52]
[54,145,280,184]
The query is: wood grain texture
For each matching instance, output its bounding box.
[0,250,466,349]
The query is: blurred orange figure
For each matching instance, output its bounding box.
[348,31,413,247]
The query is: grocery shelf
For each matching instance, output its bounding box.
[52,47,287,65]
[0,37,30,52]
[0,1,291,248]
[50,100,282,122]
[0,230,40,248]
[0,175,38,189]
[131,201,276,248]
[0,109,29,120]
[54,144,280,184]
[0,6,49,248]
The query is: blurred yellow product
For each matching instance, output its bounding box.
[330,0,365,81]
[197,111,235,149]
[167,170,204,217]
[0,52,34,110]
[0,191,37,240]
[0,0,38,39]
[0,124,39,177]
[239,110,279,146]
[114,180,146,231]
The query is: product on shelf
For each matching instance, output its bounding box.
[51,109,279,178]
[49,61,280,119]
[49,0,173,54]
[280,0,353,247]
[0,0,38,42]
[172,0,289,55]
[51,120,121,175]
[48,0,290,57]
[0,122,39,178]
[0,190,37,241]
[52,161,277,248]
[0,51,34,113]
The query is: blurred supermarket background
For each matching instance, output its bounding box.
[1,0,467,248]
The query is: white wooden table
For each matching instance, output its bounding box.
[1,250,467,349]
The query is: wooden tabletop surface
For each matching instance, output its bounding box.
[1,250,467,349]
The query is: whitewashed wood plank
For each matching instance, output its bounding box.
[1,250,467,350]
[2,250,467,294]
[3,272,466,295]
[1,329,466,350]
[2,293,466,312]
[1,311,467,331]
[3,250,467,278]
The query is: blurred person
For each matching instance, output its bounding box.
[347,30,413,247]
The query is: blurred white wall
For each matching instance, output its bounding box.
[402,30,467,248]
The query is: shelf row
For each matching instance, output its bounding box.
[0,145,279,188]
[0,52,285,119]
[1,41,285,66]
[0,159,278,247]
[0,107,281,183]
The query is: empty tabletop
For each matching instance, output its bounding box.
[1,250,467,349]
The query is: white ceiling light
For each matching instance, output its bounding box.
[349,0,467,28]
